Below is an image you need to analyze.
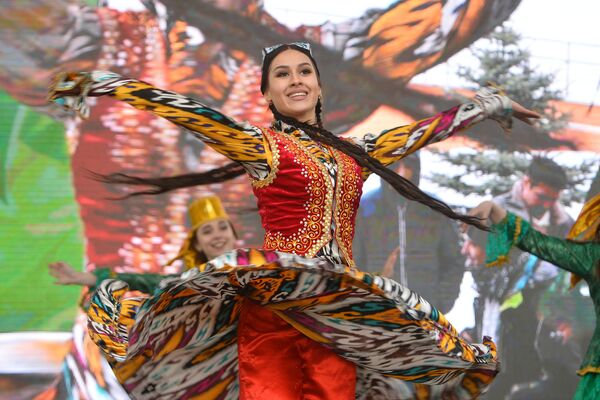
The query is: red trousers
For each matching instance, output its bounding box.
[237,300,356,399]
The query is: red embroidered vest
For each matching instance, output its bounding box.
[252,129,363,265]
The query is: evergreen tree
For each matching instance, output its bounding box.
[429,150,596,204]
[458,25,568,136]
[429,25,596,206]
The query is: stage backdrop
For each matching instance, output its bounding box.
[0,1,597,399]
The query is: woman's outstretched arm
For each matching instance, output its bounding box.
[355,87,539,176]
[49,71,273,178]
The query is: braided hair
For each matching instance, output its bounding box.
[268,100,486,229]
[99,43,487,229]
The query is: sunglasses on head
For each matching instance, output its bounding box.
[262,42,312,61]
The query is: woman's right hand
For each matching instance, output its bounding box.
[48,70,123,119]
[467,201,508,226]
[48,72,89,100]
[48,261,96,286]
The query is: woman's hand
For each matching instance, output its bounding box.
[48,261,96,286]
[381,246,400,278]
[48,72,90,100]
[511,100,541,125]
[473,85,541,130]
[467,201,508,226]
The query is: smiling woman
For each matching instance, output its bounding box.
[49,41,541,399]
[194,219,236,259]
[262,48,321,124]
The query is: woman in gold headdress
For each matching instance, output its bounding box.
[469,195,600,399]
[49,195,238,293]
[43,195,239,399]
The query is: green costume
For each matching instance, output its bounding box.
[488,211,600,399]
[92,268,167,294]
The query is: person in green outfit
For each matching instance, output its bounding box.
[468,194,600,400]
[48,194,238,294]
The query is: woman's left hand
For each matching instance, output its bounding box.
[381,246,400,278]
[511,100,541,125]
[48,261,96,286]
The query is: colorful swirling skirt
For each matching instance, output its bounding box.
[87,249,499,399]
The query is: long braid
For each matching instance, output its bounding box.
[315,97,324,129]
[269,102,488,230]
[89,162,246,199]
[97,39,485,229]
[96,101,486,229]
[91,99,318,198]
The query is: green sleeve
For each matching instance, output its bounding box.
[487,212,600,280]
[515,217,600,280]
[92,268,174,294]
[485,212,530,267]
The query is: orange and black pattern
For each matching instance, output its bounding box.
[89,249,499,399]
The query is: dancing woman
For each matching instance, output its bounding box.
[470,196,600,400]
[50,42,539,399]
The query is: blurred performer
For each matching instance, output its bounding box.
[461,225,501,341]
[354,153,465,313]
[487,157,573,398]
[40,195,237,400]
[469,197,600,400]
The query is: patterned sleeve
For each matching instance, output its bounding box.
[354,86,512,173]
[49,71,271,179]
[515,218,600,281]
[487,212,600,281]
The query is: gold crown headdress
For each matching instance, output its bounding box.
[167,195,230,270]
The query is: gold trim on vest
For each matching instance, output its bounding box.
[260,130,333,257]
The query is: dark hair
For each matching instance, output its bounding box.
[194,249,209,266]
[527,156,568,191]
[390,153,421,186]
[258,44,486,228]
[90,163,246,199]
[98,43,488,230]
[260,44,322,95]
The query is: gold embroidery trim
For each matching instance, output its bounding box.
[577,365,600,376]
[251,128,280,188]
[261,130,333,258]
[331,147,362,271]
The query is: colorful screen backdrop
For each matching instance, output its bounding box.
[0,1,598,399]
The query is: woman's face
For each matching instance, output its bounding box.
[263,49,321,124]
[193,218,236,260]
